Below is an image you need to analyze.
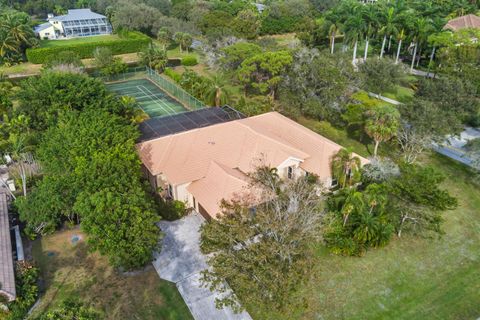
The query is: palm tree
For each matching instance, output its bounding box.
[361,4,379,61]
[344,13,364,65]
[378,7,399,58]
[0,11,37,61]
[331,148,362,189]
[365,105,400,158]
[205,75,230,107]
[138,44,168,72]
[328,23,339,54]
[157,27,171,50]
[395,28,406,64]
[410,17,434,71]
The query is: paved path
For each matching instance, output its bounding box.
[153,213,252,320]
[434,127,480,168]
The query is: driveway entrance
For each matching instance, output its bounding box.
[152,212,252,320]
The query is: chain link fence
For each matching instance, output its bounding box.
[146,67,206,110]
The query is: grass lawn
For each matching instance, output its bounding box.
[30,229,192,320]
[247,118,480,320]
[0,62,42,76]
[39,35,120,48]
[383,85,415,104]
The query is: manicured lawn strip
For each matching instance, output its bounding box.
[31,229,193,320]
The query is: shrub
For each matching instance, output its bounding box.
[160,200,186,221]
[181,55,198,66]
[42,50,84,69]
[164,67,181,82]
[5,261,39,320]
[26,32,150,64]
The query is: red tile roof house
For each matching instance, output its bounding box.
[137,112,368,220]
[443,14,480,32]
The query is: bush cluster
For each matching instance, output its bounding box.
[26,32,150,64]
[159,199,186,221]
[181,55,198,66]
[164,67,181,82]
[3,262,39,320]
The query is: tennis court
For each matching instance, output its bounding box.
[106,78,188,118]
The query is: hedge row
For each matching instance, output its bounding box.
[26,32,151,64]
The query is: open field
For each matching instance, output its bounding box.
[39,35,121,48]
[30,229,192,320]
[247,120,480,320]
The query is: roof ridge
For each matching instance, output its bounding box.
[237,114,310,159]
[210,160,248,183]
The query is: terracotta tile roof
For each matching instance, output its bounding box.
[187,161,253,217]
[0,192,16,301]
[444,14,480,31]
[137,112,368,218]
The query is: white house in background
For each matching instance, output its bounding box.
[34,9,112,40]
[137,112,368,220]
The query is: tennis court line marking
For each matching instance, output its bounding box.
[137,85,179,116]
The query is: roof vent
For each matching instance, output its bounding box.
[208,141,216,145]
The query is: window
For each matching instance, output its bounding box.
[287,166,294,179]
[167,184,173,198]
[331,178,338,188]
[45,32,49,36]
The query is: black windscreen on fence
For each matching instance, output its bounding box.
[138,105,245,142]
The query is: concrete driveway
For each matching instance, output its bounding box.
[153,212,252,320]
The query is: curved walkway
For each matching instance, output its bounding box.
[152,213,252,320]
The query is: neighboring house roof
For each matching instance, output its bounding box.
[0,192,16,301]
[444,14,480,31]
[34,22,53,33]
[51,9,106,22]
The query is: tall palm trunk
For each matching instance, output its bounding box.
[395,39,402,64]
[427,46,436,77]
[373,140,380,158]
[331,32,335,54]
[364,37,369,61]
[410,42,417,72]
[352,39,358,64]
[388,35,392,52]
[380,34,387,58]
[215,87,221,107]
[416,47,422,67]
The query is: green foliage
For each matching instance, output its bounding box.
[181,55,198,66]
[238,50,293,98]
[138,44,168,72]
[16,71,117,131]
[173,32,193,53]
[324,184,394,256]
[364,104,400,157]
[0,9,38,66]
[388,162,458,236]
[164,67,181,82]
[4,262,39,320]
[331,148,362,189]
[42,50,83,69]
[280,48,356,122]
[93,47,127,76]
[26,32,150,64]
[200,167,323,313]
[37,299,98,320]
[232,9,261,40]
[22,109,160,269]
[359,57,408,94]
[159,200,186,221]
[220,42,262,70]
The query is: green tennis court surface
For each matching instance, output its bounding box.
[106,78,187,118]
